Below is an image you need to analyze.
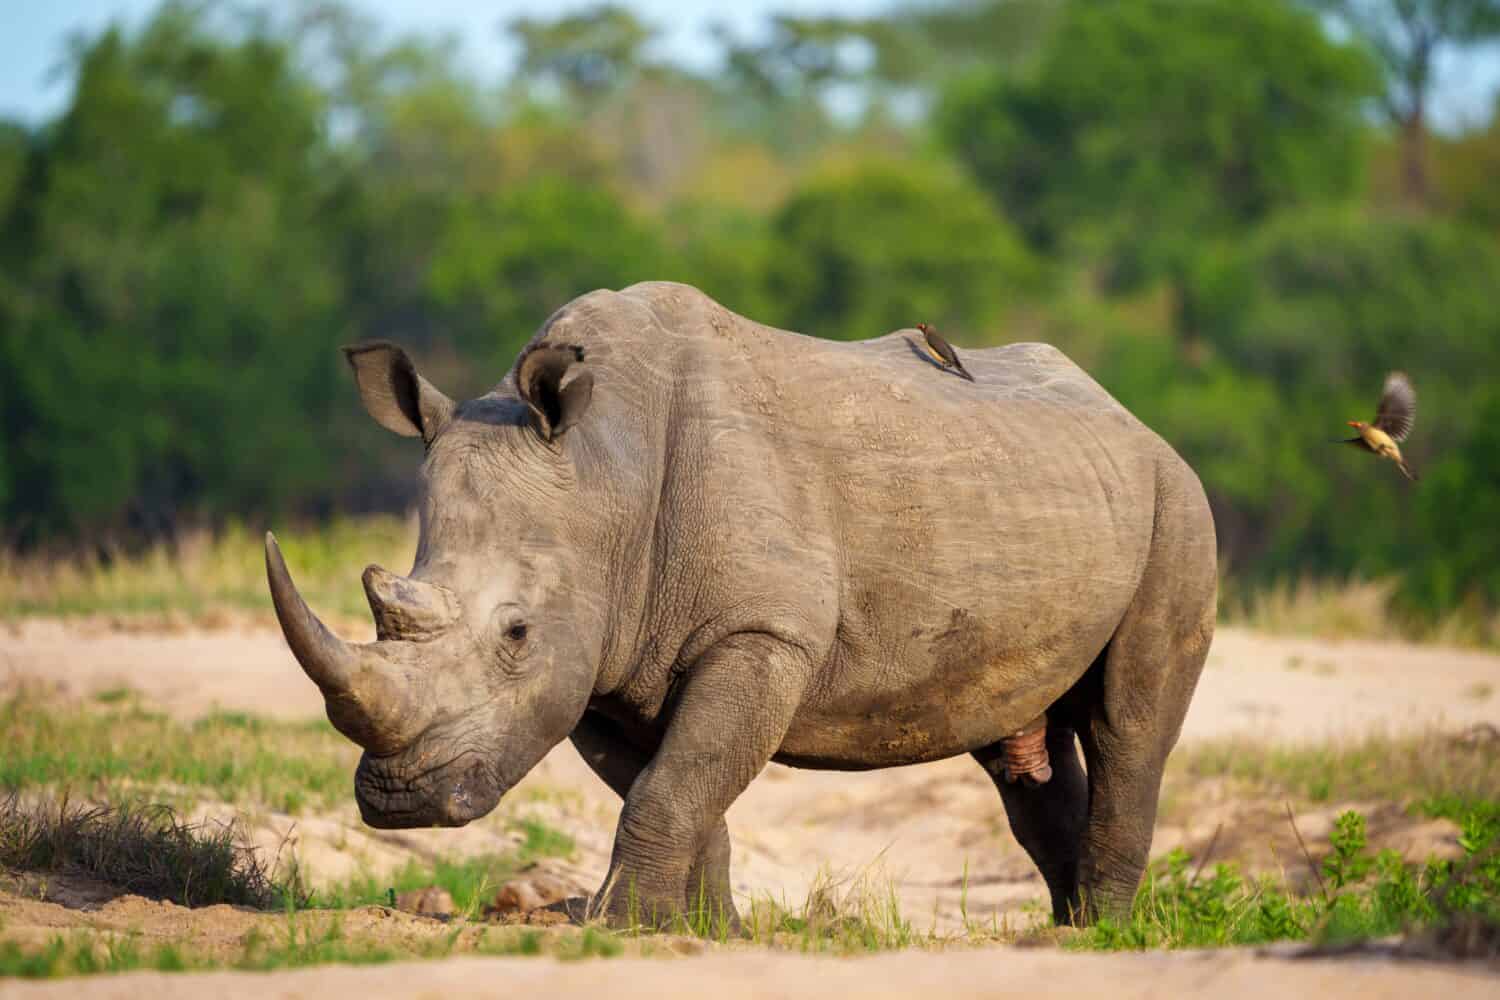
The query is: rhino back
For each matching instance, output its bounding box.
[538,284,1185,762]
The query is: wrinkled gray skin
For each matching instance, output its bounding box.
[266,281,1217,930]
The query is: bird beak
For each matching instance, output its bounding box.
[1346,421,1360,428]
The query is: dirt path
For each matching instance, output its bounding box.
[8,620,1497,737]
[3,943,1495,999]
[3,619,1498,994]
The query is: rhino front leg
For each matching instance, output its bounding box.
[568,711,738,930]
[590,632,810,931]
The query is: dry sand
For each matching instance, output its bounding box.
[2,619,1498,996]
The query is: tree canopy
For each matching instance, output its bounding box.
[4,0,1500,628]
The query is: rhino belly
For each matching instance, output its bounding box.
[772,597,1120,771]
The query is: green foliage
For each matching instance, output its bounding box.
[428,174,670,373]
[1072,806,1500,950]
[1312,0,1500,203]
[767,159,1039,342]
[940,0,1377,283]
[1184,209,1500,609]
[1324,811,1375,891]
[0,5,349,542]
[1436,104,1500,231]
[507,5,656,105]
[2,0,1500,629]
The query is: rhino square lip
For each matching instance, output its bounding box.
[354,750,502,828]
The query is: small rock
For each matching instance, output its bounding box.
[395,886,455,918]
[523,908,571,926]
[486,875,573,918]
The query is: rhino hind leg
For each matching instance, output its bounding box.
[1071,504,1216,924]
[568,710,741,933]
[973,724,1088,924]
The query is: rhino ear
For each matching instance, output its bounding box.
[342,341,454,445]
[515,343,593,442]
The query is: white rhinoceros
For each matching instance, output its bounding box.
[266,281,1217,928]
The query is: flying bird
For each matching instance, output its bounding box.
[916,323,974,382]
[1341,371,1418,481]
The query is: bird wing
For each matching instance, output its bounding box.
[1372,371,1415,442]
[1340,437,1374,452]
[923,330,959,367]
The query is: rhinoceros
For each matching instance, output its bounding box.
[265,281,1216,928]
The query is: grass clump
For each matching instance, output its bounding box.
[1218,574,1500,648]
[733,866,1003,954]
[0,922,623,979]
[1071,805,1500,953]
[0,692,355,814]
[0,935,202,978]
[0,794,302,909]
[1168,728,1500,809]
[320,855,519,915]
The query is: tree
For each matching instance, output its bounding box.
[427,174,671,373]
[1311,0,1500,205]
[0,4,351,541]
[766,159,1039,343]
[1183,207,1500,596]
[505,5,655,107]
[1433,94,1500,231]
[712,3,1057,120]
[940,0,1378,347]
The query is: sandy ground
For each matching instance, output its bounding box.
[2,619,1498,995]
[5,945,1500,1000]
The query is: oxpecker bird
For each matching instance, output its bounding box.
[917,323,975,382]
[1342,371,1418,481]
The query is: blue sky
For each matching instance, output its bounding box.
[0,0,892,123]
[3,1,1499,129]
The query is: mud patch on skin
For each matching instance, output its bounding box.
[783,609,1093,768]
[930,608,985,666]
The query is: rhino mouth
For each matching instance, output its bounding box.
[354,750,505,829]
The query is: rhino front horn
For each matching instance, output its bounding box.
[266,532,359,695]
[265,532,424,753]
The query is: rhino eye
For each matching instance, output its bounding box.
[506,623,529,642]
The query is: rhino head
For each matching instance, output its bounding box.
[266,339,601,828]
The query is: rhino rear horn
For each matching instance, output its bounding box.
[363,564,462,640]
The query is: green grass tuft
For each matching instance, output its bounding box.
[0,517,416,627]
[0,794,303,910]
[0,693,355,814]
[1069,804,1500,952]
[313,817,576,914]
[1167,729,1500,811]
